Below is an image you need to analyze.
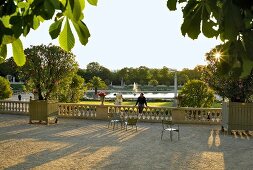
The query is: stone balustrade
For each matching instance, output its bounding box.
[107,106,221,124]
[108,105,173,122]
[0,100,222,124]
[0,100,29,115]
[58,103,97,119]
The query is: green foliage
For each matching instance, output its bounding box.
[202,45,253,102]
[76,62,202,86]
[179,80,215,107]
[0,76,12,99]
[148,79,159,87]
[167,0,253,77]
[19,44,78,100]
[0,0,97,66]
[59,19,75,51]
[10,84,25,92]
[58,74,86,103]
[0,57,20,79]
[84,62,112,84]
[88,76,107,98]
[12,38,26,66]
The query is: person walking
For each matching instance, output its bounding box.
[18,94,22,101]
[135,93,148,114]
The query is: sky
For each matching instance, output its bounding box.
[17,0,221,71]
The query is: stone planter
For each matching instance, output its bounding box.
[222,102,253,131]
[29,100,58,125]
[96,105,108,120]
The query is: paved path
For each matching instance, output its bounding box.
[0,114,252,170]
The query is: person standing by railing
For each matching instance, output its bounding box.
[135,93,148,114]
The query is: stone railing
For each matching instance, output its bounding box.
[0,100,222,124]
[0,100,29,115]
[180,107,221,124]
[107,106,221,124]
[108,105,173,122]
[58,103,97,119]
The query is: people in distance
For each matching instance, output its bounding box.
[135,93,148,114]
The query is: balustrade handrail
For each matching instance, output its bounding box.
[0,100,222,124]
[0,100,30,115]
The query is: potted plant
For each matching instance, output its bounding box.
[19,44,78,124]
[97,91,107,105]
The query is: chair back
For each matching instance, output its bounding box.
[108,112,122,120]
[127,117,138,125]
[162,120,174,129]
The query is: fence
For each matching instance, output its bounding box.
[0,100,222,125]
[0,101,29,115]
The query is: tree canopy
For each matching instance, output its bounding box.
[167,0,253,77]
[19,44,78,100]
[0,0,97,66]
[0,76,12,99]
[87,76,107,98]
[179,80,215,107]
[202,45,253,102]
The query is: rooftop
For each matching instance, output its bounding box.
[0,114,252,169]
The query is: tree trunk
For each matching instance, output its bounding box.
[94,87,98,99]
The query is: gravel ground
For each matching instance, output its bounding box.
[0,114,252,170]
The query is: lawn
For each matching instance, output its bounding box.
[79,100,173,107]
[79,100,221,108]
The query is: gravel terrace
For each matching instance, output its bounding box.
[0,114,252,170]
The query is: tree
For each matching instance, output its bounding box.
[136,66,151,85]
[149,79,159,87]
[19,44,78,100]
[202,45,253,102]
[159,67,171,85]
[179,80,215,107]
[0,57,20,81]
[87,76,107,98]
[85,62,112,84]
[0,0,97,66]
[58,74,86,103]
[0,76,12,99]
[167,0,253,77]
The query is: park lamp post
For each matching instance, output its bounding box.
[169,69,178,107]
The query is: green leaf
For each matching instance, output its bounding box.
[33,16,40,30]
[72,0,82,21]
[206,0,220,19]
[49,18,63,39]
[10,16,23,38]
[242,32,253,61]
[23,25,30,37]
[49,0,61,9]
[0,56,4,63]
[17,2,29,8]
[2,35,15,44]
[167,0,177,11]
[1,16,11,27]
[12,39,26,66]
[222,0,243,40]
[0,44,7,62]
[72,20,90,45]
[202,20,218,38]
[43,0,56,20]
[240,56,253,78]
[87,0,98,6]
[201,5,218,38]
[181,1,202,39]
[59,19,75,51]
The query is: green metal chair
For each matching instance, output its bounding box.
[161,120,180,141]
[124,117,138,131]
[108,112,123,130]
